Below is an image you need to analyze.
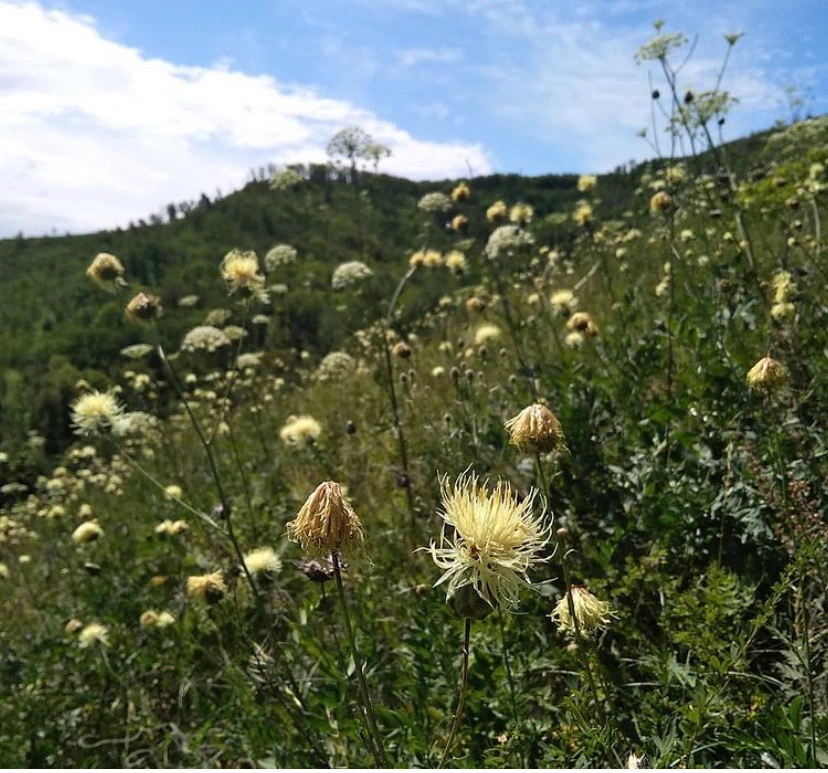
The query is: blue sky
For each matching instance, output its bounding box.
[1,0,825,235]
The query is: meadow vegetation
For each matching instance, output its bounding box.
[0,26,827,768]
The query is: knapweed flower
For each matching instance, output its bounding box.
[186,571,227,603]
[445,251,467,275]
[550,289,577,315]
[505,404,565,454]
[451,214,469,232]
[410,249,443,268]
[139,610,159,629]
[221,249,266,299]
[486,200,508,223]
[154,519,189,536]
[451,182,470,202]
[87,253,126,292]
[243,547,283,577]
[72,390,126,436]
[573,200,593,227]
[567,311,599,337]
[156,611,175,627]
[72,520,103,544]
[287,481,364,558]
[474,324,501,345]
[565,331,585,348]
[78,622,109,648]
[64,618,84,635]
[650,191,672,214]
[279,415,322,446]
[746,356,787,389]
[428,472,551,611]
[550,586,613,635]
[466,297,486,313]
[125,292,163,326]
[332,260,373,290]
[577,174,597,193]
[509,203,534,226]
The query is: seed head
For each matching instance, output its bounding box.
[505,403,565,454]
[287,481,364,558]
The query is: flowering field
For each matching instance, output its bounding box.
[1,31,827,768]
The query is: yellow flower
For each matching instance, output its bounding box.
[550,289,577,315]
[125,292,163,326]
[566,311,599,337]
[451,182,470,202]
[139,610,159,629]
[87,253,126,292]
[243,547,283,576]
[220,249,266,299]
[550,586,613,635]
[509,203,534,226]
[474,324,501,345]
[577,174,597,193]
[573,200,593,227]
[279,415,322,447]
[451,214,469,232]
[486,200,508,223]
[186,571,227,603]
[428,471,551,611]
[746,356,787,389]
[78,622,109,648]
[505,404,565,454]
[71,390,126,436]
[72,520,103,545]
[287,481,364,558]
[445,251,467,275]
[649,191,672,214]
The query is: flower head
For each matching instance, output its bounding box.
[78,622,109,648]
[186,571,227,603]
[567,311,599,337]
[445,250,467,275]
[746,356,787,390]
[72,520,103,544]
[316,351,357,382]
[577,174,598,193]
[72,390,126,436]
[221,249,266,299]
[485,225,534,260]
[243,547,283,577]
[550,289,578,315]
[505,403,565,454]
[650,190,672,214]
[474,324,501,345]
[264,244,298,271]
[287,481,364,558]
[573,201,593,227]
[509,203,534,226]
[550,586,613,636]
[125,292,163,326]
[279,415,322,447]
[451,182,470,202]
[418,191,452,213]
[428,472,551,612]
[332,260,373,290]
[486,200,508,223]
[87,253,126,292]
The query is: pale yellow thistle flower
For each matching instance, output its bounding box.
[550,289,578,315]
[650,190,672,214]
[279,415,322,447]
[242,547,283,576]
[71,390,126,436]
[164,484,183,500]
[509,203,534,226]
[550,586,613,635]
[154,519,189,536]
[428,471,552,611]
[445,251,467,275]
[577,174,597,193]
[186,571,227,603]
[565,331,585,348]
[410,249,443,268]
[78,622,109,648]
[139,610,159,629]
[220,249,266,299]
[286,480,364,558]
[87,253,126,292]
[64,618,84,635]
[451,182,470,202]
[451,214,469,232]
[156,611,175,627]
[746,356,787,389]
[772,270,796,304]
[771,302,795,322]
[505,403,565,454]
[486,200,508,223]
[125,292,163,326]
[573,200,593,227]
[567,311,599,337]
[72,520,103,545]
[474,323,502,345]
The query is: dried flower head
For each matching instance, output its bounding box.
[87,253,126,292]
[221,249,266,299]
[316,351,357,382]
[746,356,787,389]
[551,586,613,635]
[243,547,283,576]
[125,292,163,326]
[72,390,126,436]
[78,622,109,648]
[505,403,565,454]
[186,571,227,603]
[287,480,364,558]
[72,520,103,544]
[278,416,321,450]
[428,471,551,611]
[567,311,599,337]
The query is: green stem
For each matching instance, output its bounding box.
[331,552,388,767]
[498,610,526,767]
[438,617,472,769]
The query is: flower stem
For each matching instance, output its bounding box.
[438,617,472,768]
[331,552,388,767]
[498,610,526,767]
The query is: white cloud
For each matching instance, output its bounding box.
[0,1,490,236]
[396,47,462,67]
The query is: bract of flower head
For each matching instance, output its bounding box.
[428,471,552,611]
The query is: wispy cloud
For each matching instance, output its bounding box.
[396,47,462,67]
[0,1,490,236]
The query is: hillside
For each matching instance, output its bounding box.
[0,106,827,767]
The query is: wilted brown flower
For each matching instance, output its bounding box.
[125,292,163,326]
[566,311,599,337]
[287,481,364,558]
[746,356,787,390]
[505,403,565,454]
[87,253,126,292]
